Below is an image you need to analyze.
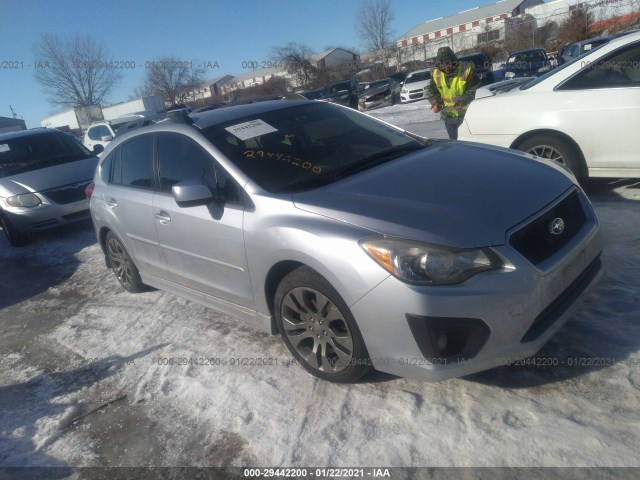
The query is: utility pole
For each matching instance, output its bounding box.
[9,105,18,119]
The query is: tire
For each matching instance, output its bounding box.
[105,231,145,293]
[517,134,585,178]
[274,266,372,383]
[0,210,29,247]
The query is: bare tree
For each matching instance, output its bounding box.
[271,42,317,88]
[33,34,121,108]
[556,8,591,46]
[142,56,203,107]
[356,0,395,52]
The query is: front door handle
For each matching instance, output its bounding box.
[106,198,118,208]
[155,211,171,224]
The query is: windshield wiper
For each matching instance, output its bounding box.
[282,143,426,192]
[331,144,425,180]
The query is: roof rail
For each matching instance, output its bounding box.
[157,109,194,125]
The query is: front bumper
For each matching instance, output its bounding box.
[400,90,427,103]
[349,190,603,381]
[358,96,392,110]
[1,197,91,234]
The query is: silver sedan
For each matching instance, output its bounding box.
[0,129,99,246]
[89,100,603,383]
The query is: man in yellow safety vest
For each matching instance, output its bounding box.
[427,46,479,140]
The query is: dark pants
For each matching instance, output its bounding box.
[444,116,464,140]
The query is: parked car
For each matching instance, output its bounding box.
[319,80,358,108]
[83,116,145,152]
[559,36,612,65]
[457,52,495,85]
[388,70,409,85]
[298,87,324,100]
[399,69,431,103]
[459,31,640,179]
[502,48,553,78]
[357,78,399,110]
[0,128,100,246]
[89,99,603,383]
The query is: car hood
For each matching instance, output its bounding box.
[0,157,98,197]
[293,141,573,248]
[359,84,391,100]
[475,77,534,99]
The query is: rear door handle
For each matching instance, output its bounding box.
[154,211,171,224]
[106,198,118,208]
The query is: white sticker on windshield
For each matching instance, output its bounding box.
[0,144,10,153]
[225,119,277,141]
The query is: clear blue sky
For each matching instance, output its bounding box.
[1,0,486,128]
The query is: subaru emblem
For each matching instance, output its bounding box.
[549,217,565,235]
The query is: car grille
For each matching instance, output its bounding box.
[43,182,91,205]
[509,190,586,265]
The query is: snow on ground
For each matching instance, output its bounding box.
[1,103,639,470]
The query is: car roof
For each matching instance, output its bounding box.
[190,99,316,130]
[575,35,612,46]
[0,128,63,142]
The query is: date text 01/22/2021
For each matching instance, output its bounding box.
[243,468,391,477]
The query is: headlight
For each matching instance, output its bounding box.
[6,193,41,208]
[360,237,502,285]
[505,71,515,79]
[401,88,407,94]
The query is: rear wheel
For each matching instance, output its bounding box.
[274,266,371,383]
[105,231,144,293]
[0,210,29,247]
[518,134,585,178]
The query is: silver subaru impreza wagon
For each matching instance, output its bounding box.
[89,100,603,383]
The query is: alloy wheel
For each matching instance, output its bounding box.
[107,237,135,289]
[526,144,565,164]
[280,287,354,373]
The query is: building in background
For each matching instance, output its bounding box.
[0,116,27,133]
[101,96,165,121]
[396,0,544,62]
[40,106,103,135]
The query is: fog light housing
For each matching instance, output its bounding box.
[406,314,490,364]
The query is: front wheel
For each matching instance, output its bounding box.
[274,267,371,383]
[0,210,29,247]
[105,231,144,293]
[517,135,585,178]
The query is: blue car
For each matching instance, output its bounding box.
[502,48,553,79]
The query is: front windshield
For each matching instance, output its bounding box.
[328,82,350,94]
[405,71,429,83]
[520,42,608,90]
[368,80,390,90]
[202,102,423,193]
[508,50,546,64]
[0,131,94,178]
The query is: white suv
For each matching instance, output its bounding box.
[83,116,145,151]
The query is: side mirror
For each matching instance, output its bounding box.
[92,144,105,155]
[172,179,215,207]
[101,135,113,142]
